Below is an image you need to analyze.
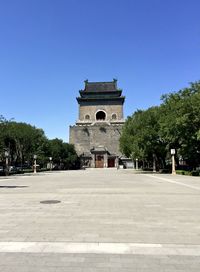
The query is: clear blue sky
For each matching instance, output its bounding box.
[0,0,199,141]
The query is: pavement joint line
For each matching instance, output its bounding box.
[0,242,200,255]
[0,178,15,181]
[144,174,200,191]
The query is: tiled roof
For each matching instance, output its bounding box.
[84,80,117,92]
[77,79,125,104]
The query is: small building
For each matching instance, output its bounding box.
[69,79,125,168]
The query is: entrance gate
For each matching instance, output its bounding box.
[108,158,115,168]
[95,155,104,168]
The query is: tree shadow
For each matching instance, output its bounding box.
[0,185,28,188]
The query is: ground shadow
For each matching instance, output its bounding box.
[0,185,28,189]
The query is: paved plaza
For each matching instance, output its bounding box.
[0,169,200,271]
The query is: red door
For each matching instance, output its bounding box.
[95,155,104,168]
[108,158,115,168]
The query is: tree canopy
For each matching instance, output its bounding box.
[120,81,200,170]
[0,118,79,170]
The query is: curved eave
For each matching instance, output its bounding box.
[79,90,122,97]
[77,96,125,103]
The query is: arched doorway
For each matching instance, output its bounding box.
[96,111,106,121]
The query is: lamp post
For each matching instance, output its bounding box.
[131,153,135,169]
[5,150,9,176]
[153,154,156,173]
[33,155,37,174]
[49,157,52,171]
[170,149,176,175]
[81,153,85,169]
[135,158,138,170]
[179,155,183,166]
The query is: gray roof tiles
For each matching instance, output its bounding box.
[84,80,117,92]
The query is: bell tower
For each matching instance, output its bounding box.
[69,79,125,168]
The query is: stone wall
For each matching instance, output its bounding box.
[69,123,123,156]
[78,101,124,122]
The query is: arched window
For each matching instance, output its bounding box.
[112,113,117,120]
[85,114,90,120]
[96,111,106,121]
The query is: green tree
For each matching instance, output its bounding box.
[120,81,200,171]
[0,117,79,170]
[120,107,166,169]
[0,121,47,166]
[159,81,200,168]
[48,138,79,169]
[0,115,7,161]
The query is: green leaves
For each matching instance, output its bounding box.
[0,118,79,169]
[120,81,200,169]
[48,139,78,169]
[120,107,164,161]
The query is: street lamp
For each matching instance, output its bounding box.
[49,157,52,171]
[33,154,37,174]
[170,149,176,175]
[135,158,138,170]
[153,154,156,173]
[5,150,9,176]
[179,155,183,166]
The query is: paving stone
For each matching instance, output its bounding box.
[0,170,200,271]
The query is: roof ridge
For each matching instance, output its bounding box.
[87,81,115,84]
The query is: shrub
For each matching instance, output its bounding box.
[191,171,200,176]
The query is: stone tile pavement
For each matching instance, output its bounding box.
[0,169,200,271]
[0,252,200,272]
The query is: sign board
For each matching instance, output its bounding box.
[170,149,175,155]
